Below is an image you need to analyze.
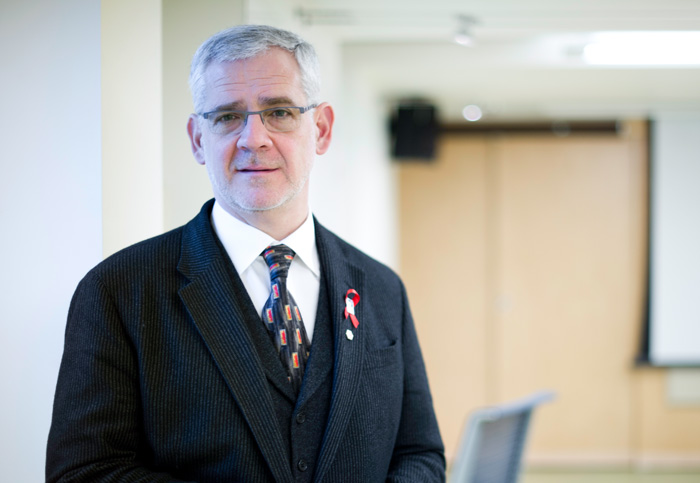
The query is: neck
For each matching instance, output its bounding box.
[221,201,309,241]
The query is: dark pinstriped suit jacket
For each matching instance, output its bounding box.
[47,200,445,482]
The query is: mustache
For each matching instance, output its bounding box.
[234,153,278,170]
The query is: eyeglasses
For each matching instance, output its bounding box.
[198,105,317,135]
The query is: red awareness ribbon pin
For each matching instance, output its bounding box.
[344,289,360,329]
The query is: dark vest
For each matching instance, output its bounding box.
[241,271,334,482]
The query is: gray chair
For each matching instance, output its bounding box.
[447,391,555,483]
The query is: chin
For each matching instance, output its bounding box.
[215,180,306,215]
[230,194,293,213]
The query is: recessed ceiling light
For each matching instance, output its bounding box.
[454,14,478,47]
[462,105,483,122]
[454,32,474,47]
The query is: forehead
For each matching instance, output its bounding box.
[201,48,305,108]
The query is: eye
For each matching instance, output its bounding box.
[213,111,243,125]
[269,108,293,119]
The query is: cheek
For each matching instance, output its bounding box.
[291,134,317,168]
[205,140,235,168]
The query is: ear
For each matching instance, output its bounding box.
[313,102,334,155]
[187,114,206,165]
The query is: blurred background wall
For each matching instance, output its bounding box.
[1,0,699,481]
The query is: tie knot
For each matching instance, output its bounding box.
[262,244,295,280]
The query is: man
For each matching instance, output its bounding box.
[47,25,444,482]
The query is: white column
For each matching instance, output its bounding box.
[0,1,101,480]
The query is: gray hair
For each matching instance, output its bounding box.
[189,24,321,113]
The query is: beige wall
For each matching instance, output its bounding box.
[102,0,164,257]
[399,121,700,469]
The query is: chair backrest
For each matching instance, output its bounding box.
[448,391,555,483]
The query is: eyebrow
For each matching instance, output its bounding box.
[208,96,299,113]
[258,96,297,107]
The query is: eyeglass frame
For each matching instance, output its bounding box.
[197,104,318,134]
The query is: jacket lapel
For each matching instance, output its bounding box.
[312,221,367,483]
[176,202,295,483]
[296,273,333,406]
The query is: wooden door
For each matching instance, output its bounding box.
[399,122,649,464]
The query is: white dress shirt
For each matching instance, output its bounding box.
[210,201,321,341]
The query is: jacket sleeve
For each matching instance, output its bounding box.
[46,271,191,483]
[385,281,446,482]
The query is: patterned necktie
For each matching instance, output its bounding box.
[261,244,310,394]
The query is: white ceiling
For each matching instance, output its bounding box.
[286,0,700,121]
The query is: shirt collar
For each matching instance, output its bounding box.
[211,201,320,278]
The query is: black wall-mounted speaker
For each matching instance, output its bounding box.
[390,103,438,161]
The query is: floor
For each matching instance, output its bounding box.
[522,470,700,483]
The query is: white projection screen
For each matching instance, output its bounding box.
[649,113,700,366]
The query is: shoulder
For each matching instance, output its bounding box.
[100,226,184,271]
[79,225,185,296]
[315,220,394,267]
[83,201,215,288]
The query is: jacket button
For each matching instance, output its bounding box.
[296,412,306,424]
[297,459,308,472]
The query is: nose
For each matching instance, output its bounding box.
[236,112,271,151]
